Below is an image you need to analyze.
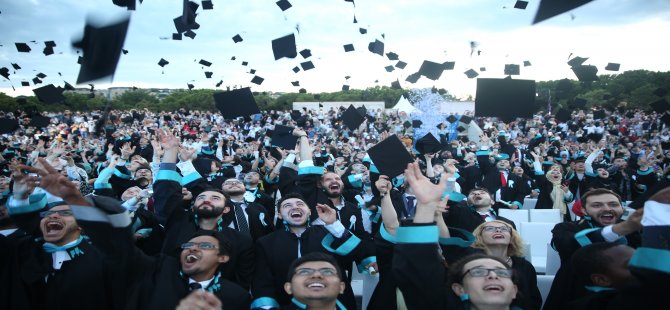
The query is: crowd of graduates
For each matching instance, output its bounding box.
[1,105,669,310]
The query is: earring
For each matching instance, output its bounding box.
[459,293,470,302]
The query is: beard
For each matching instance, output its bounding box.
[226,189,246,196]
[195,205,226,219]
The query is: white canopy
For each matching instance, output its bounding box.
[391,95,422,114]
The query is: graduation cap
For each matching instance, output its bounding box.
[36,73,47,79]
[367,135,414,178]
[184,31,195,40]
[291,81,300,86]
[384,66,395,73]
[43,45,55,56]
[343,44,355,52]
[271,34,297,60]
[418,60,446,80]
[654,88,669,97]
[567,56,588,67]
[395,61,407,69]
[504,64,520,75]
[172,33,182,40]
[446,115,457,123]
[33,84,65,104]
[571,98,587,108]
[523,60,532,67]
[475,78,536,120]
[514,0,529,9]
[650,99,670,113]
[461,115,473,124]
[215,80,223,87]
[443,61,455,70]
[113,0,137,10]
[605,63,620,71]
[29,115,52,129]
[533,0,593,24]
[405,73,421,83]
[0,67,9,80]
[661,113,670,126]
[412,120,423,128]
[72,16,130,84]
[63,82,75,91]
[342,85,350,91]
[271,125,299,149]
[242,61,249,66]
[367,39,384,56]
[555,108,571,122]
[299,49,312,59]
[0,118,19,134]
[251,76,264,85]
[204,71,213,78]
[232,34,243,43]
[11,63,21,70]
[213,87,261,119]
[300,61,315,71]
[359,28,367,34]
[174,0,200,33]
[292,66,301,73]
[199,59,212,67]
[341,105,365,130]
[158,58,169,67]
[415,133,442,155]
[593,110,606,120]
[202,0,214,10]
[386,52,399,61]
[457,126,467,133]
[276,0,292,11]
[21,81,30,87]
[464,69,478,79]
[572,65,599,82]
[391,80,401,89]
[298,88,306,93]
[32,77,42,85]
[15,42,31,52]
[187,83,195,90]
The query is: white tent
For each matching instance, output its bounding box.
[391,96,422,114]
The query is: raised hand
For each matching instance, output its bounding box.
[158,128,181,150]
[20,158,87,205]
[316,203,337,225]
[10,165,40,199]
[120,142,136,159]
[404,161,448,206]
[375,175,391,196]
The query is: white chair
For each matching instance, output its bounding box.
[498,209,529,230]
[520,222,556,273]
[536,275,555,308]
[545,245,561,276]
[530,209,562,223]
[523,198,538,209]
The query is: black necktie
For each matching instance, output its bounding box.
[189,282,202,291]
[405,196,416,217]
[233,201,250,234]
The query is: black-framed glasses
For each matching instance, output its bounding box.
[294,267,338,277]
[482,226,512,233]
[39,210,74,218]
[180,242,218,250]
[223,180,243,186]
[463,267,513,278]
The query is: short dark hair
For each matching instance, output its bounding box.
[580,188,622,206]
[188,230,232,256]
[571,243,623,285]
[277,192,307,209]
[286,252,343,281]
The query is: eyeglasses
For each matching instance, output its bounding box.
[180,242,218,250]
[39,210,74,218]
[223,180,243,186]
[463,267,513,278]
[482,226,512,233]
[294,267,338,277]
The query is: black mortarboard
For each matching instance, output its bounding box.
[567,56,588,67]
[403,121,411,128]
[475,78,536,119]
[276,0,292,11]
[64,82,75,91]
[36,73,47,79]
[480,67,487,72]
[385,66,395,73]
[342,105,365,130]
[72,17,130,84]
[367,135,414,178]
[418,60,445,80]
[204,71,213,78]
[395,61,407,69]
[11,63,21,70]
[29,115,52,129]
[461,115,473,124]
[533,0,593,24]
[242,61,249,66]
[391,80,401,89]
[514,0,529,9]
[199,59,212,67]
[43,46,54,56]
[299,49,312,59]
[187,83,195,90]
[213,87,261,119]
[291,81,300,86]
[593,110,606,120]
[15,43,31,52]
[0,118,19,134]
[21,81,30,87]
[659,113,670,126]
[202,0,213,10]
[412,120,422,128]
[368,39,384,56]
[571,98,587,108]
[572,65,599,82]
[174,0,200,33]
[272,33,297,60]
[300,61,315,71]
[405,73,420,83]
[605,63,620,71]
[271,125,298,149]
[650,99,670,113]
[504,64,520,75]
[250,69,256,74]
[446,115,457,123]
[0,67,9,80]
[464,69,478,79]
[359,28,367,34]
[345,75,351,80]
[215,80,223,87]
[457,126,467,132]
[232,34,243,43]
[523,60,532,67]
[343,44,354,52]
[184,30,196,39]
[173,33,182,40]
[32,77,42,85]
[555,108,571,122]
[386,52,399,61]
[251,76,264,85]
[415,133,441,155]
[44,40,56,47]
[342,85,350,91]
[158,58,169,67]
[443,61,455,70]
[654,88,669,97]
[33,84,65,104]
[292,66,301,73]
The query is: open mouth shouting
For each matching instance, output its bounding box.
[491,233,506,240]
[184,253,201,265]
[306,281,326,290]
[483,283,505,293]
[598,211,618,224]
[44,220,65,237]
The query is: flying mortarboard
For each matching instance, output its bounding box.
[418,60,446,80]
[21,81,30,87]
[272,34,298,60]
[605,63,620,71]
[386,52,399,61]
[593,110,606,120]
[460,115,473,124]
[36,73,47,79]
[215,80,223,87]
[405,73,421,83]
[185,29,197,39]
[271,125,299,149]
[391,80,401,89]
[359,28,367,34]
[251,76,264,85]
[276,0,292,11]
[11,63,21,70]
[173,33,182,40]
[187,83,195,90]
[446,115,457,123]
[300,61,315,71]
[0,67,9,80]
[480,67,487,72]
[367,135,414,178]
[33,84,65,104]
[475,78,536,120]
[291,81,300,86]
[202,0,213,10]
[567,56,588,67]
[299,49,312,59]
[32,77,42,85]
[368,40,384,56]
[504,64,520,75]
[232,34,243,43]
[443,61,455,70]
[412,120,422,128]
[72,16,130,84]
[650,99,670,113]
[43,46,54,56]
[415,133,442,155]
[343,44,355,52]
[464,69,478,79]
[571,65,599,82]
[15,43,31,52]
[158,58,169,67]
[523,60,532,67]
[29,115,52,129]
[661,113,670,126]
[533,0,593,24]
[0,118,19,134]
[292,66,300,73]
[242,61,249,66]
[555,108,571,122]
[204,71,213,78]
[341,105,365,130]
[514,1,529,9]
[395,61,407,69]
[342,85,350,91]
[385,66,395,73]
[457,126,467,133]
[199,59,212,66]
[213,87,261,119]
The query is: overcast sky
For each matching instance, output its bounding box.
[1,0,670,100]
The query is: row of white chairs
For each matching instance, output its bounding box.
[499,209,563,228]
